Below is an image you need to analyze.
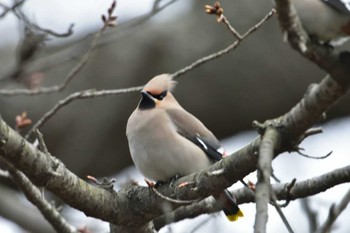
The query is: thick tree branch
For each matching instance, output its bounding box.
[0,117,118,223]
[0,158,76,233]
[0,1,349,231]
[154,165,350,230]
[0,49,349,227]
[0,68,348,230]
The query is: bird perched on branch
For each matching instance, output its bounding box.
[126,74,243,221]
[291,0,350,43]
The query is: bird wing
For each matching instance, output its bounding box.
[165,108,224,161]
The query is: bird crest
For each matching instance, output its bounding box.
[143,74,177,95]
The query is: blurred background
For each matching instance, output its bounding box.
[0,0,349,232]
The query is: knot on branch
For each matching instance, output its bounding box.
[205,2,224,22]
[252,119,284,136]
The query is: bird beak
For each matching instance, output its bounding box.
[141,91,152,100]
[138,91,156,110]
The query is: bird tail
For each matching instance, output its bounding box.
[215,189,243,221]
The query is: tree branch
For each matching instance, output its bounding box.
[172,7,276,79]
[0,1,349,231]
[1,58,349,228]
[0,183,56,233]
[316,188,350,233]
[25,86,143,139]
[0,158,76,233]
[0,0,25,18]
[254,128,281,233]
[275,0,350,86]
[153,165,350,230]
[0,1,116,96]
[300,198,318,233]
[22,8,275,138]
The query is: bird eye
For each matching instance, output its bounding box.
[149,91,167,100]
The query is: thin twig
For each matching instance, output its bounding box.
[25,86,143,138]
[278,178,297,208]
[316,188,350,233]
[24,7,275,137]
[172,8,276,79]
[303,127,323,138]
[300,198,318,233]
[221,15,242,40]
[0,1,115,96]
[0,158,76,233]
[0,25,100,96]
[242,8,276,38]
[151,187,201,205]
[270,191,294,233]
[296,149,332,160]
[0,0,25,18]
[35,129,49,153]
[2,0,179,80]
[11,2,73,38]
[205,2,242,39]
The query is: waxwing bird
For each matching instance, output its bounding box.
[126,74,243,221]
[291,0,350,43]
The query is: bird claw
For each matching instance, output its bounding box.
[144,178,156,188]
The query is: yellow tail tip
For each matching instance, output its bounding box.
[226,210,244,221]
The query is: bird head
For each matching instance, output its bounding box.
[138,74,178,110]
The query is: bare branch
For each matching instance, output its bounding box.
[0,5,273,96]
[275,0,350,86]
[2,1,74,38]
[254,128,281,233]
[270,191,294,233]
[25,86,143,139]
[296,148,332,160]
[7,0,178,80]
[0,1,116,96]
[35,129,49,153]
[18,6,274,138]
[300,198,318,233]
[0,183,56,233]
[0,158,76,233]
[151,186,201,205]
[0,0,25,18]
[278,178,296,208]
[303,127,323,138]
[172,8,276,79]
[316,188,350,233]
[2,40,346,228]
[1,91,350,231]
[154,166,350,230]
